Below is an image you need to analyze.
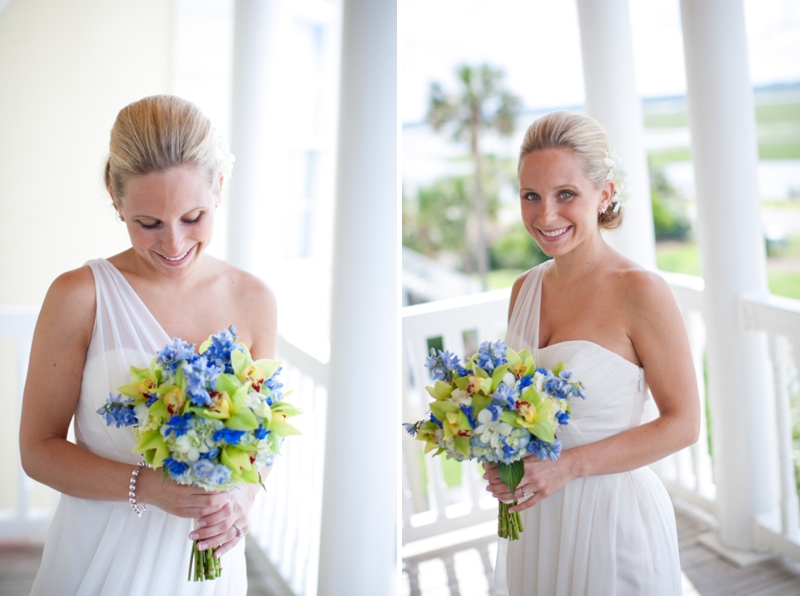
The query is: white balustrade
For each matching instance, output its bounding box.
[401,271,800,567]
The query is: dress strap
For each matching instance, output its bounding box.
[505,260,550,358]
[85,259,171,360]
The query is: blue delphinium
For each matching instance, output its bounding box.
[164,457,189,477]
[157,338,196,380]
[556,410,570,425]
[264,367,284,403]
[163,413,193,438]
[182,356,221,407]
[96,394,137,427]
[402,422,418,437]
[527,436,562,461]
[254,425,270,440]
[424,348,463,381]
[491,383,516,409]
[203,326,242,374]
[212,428,246,445]
[476,340,507,373]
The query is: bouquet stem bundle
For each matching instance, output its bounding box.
[189,542,222,581]
[498,502,522,541]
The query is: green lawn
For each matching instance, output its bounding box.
[656,241,800,300]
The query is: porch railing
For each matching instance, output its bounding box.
[402,271,800,566]
[0,306,326,595]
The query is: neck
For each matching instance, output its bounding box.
[548,231,610,283]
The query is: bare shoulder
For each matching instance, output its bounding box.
[616,266,674,313]
[208,259,277,358]
[39,266,97,343]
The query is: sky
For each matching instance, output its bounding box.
[400,0,800,124]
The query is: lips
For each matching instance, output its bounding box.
[155,244,195,266]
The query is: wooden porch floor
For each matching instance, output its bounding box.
[0,536,287,596]
[402,501,800,596]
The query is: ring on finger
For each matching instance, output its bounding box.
[521,487,528,499]
[233,524,244,539]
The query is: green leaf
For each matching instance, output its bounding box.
[521,385,541,405]
[426,381,453,400]
[269,418,302,436]
[231,349,248,377]
[471,393,492,416]
[498,460,525,492]
[531,420,555,443]
[430,401,459,421]
[271,402,301,417]
[254,359,280,379]
[215,374,241,396]
[553,361,565,377]
[491,364,509,392]
[453,435,471,456]
[199,339,212,354]
[226,406,258,430]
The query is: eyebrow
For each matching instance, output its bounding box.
[132,207,206,219]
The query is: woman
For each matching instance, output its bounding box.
[19,95,275,594]
[484,112,700,595]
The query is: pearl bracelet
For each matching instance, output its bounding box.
[129,461,149,517]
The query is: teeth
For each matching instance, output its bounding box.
[162,249,190,261]
[540,227,568,237]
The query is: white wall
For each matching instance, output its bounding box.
[0,0,173,306]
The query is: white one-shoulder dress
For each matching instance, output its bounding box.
[501,260,681,596]
[30,259,247,596]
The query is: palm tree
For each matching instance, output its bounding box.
[427,64,521,289]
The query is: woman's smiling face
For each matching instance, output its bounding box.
[115,164,218,278]
[518,148,612,258]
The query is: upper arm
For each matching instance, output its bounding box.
[626,272,700,437]
[19,267,96,465]
[508,270,531,323]
[241,274,277,361]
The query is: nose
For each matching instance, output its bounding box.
[162,226,185,256]
[538,198,558,226]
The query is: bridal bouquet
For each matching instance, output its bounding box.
[97,326,301,581]
[404,340,585,540]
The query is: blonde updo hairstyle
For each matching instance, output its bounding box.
[519,111,622,230]
[104,95,221,206]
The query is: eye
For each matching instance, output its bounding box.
[558,190,575,200]
[183,213,203,225]
[136,220,160,230]
[521,192,540,201]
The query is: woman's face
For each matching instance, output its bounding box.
[115,164,219,278]
[518,148,611,258]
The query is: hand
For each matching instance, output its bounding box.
[137,468,231,519]
[189,486,257,558]
[483,450,578,513]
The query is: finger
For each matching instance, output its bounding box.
[510,492,543,513]
[195,500,234,530]
[213,529,245,558]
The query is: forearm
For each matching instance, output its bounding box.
[21,436,139,502]
[567,411,699,479]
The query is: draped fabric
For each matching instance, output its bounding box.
[501,260,681,596]
[31,259,246,596]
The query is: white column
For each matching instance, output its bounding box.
[317,0,397,594]
[576,0,656,270]
[227,0,284,274]
[680,0,776,551]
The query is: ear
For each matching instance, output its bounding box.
[109,188,124,220]
[599,179,615,211]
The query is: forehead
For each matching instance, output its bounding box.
[122,165,214,215]
[518,148,591,188]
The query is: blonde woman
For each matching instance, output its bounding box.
[484,112,700,595]
[20,96,274,594]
